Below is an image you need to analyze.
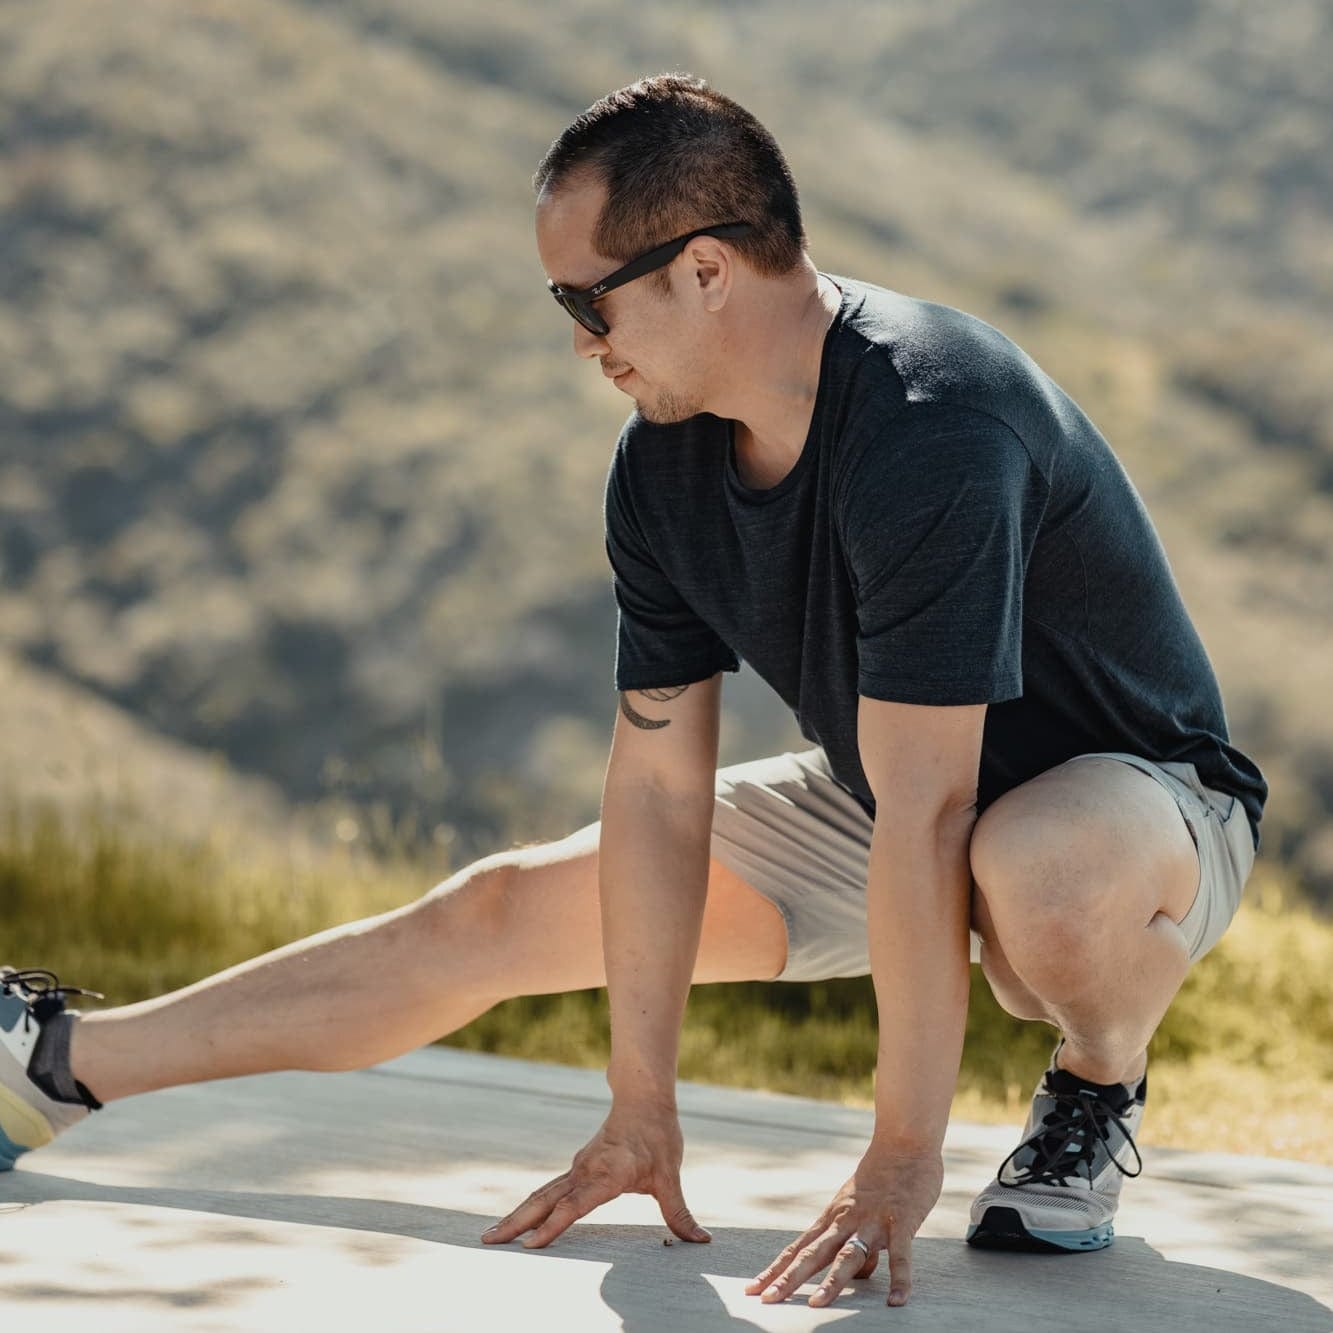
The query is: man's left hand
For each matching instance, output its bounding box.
[743,1145,944,1308]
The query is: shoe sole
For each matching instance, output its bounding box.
[0,1121,34,1170]
[0,1086,53,1170]
[0,1042,57,1170]
[966,1206,1113,1253]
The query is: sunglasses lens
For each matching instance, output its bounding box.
[552,289,607,336]
[583,309,609,335]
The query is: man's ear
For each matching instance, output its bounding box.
[687,238,733,314]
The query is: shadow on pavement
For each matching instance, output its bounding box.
[4,1170,1329,1331]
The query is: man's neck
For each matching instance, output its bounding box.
[722,268,841,489]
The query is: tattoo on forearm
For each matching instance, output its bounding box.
[621,695,667,729]
[619,684,689,730]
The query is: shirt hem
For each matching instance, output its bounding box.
[616,658,740,692]
[856,672,1023,706]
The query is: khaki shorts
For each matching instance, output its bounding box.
[709,746,1256,983]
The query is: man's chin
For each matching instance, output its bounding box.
[637,392,701,426]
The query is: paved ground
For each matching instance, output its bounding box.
[1,1047,1329,1331]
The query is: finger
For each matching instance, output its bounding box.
[744,1218,833,1294]
[810,1237,877,1308]
[481,1175,570,1243]
[656,1179,711,1243]
[522,1178,617,1249]
[743,1235,807,1294]
[885,1226,913,1307]
[758,1229,843,1304]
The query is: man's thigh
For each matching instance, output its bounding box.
[491,820,790,994]
[708,747,983,982]
[969,751,1254,966]
[699,745,1252,992]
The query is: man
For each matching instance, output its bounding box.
[1,75,1265,1310]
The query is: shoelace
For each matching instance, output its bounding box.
[0,968,105,1033]
[998,1085,1143,1189]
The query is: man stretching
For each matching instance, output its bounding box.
[1,76,1265,1310]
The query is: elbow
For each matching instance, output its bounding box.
[868,782,979,853]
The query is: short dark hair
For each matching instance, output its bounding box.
[534,74,806,286]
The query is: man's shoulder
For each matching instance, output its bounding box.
[832,276,1051,418]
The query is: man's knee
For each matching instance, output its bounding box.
[415,825,598,950]
[969,808,1120,994]
[978,943,1050,1022]
[972,801,1103,914]
[416,850,524,948]
[970,885,1050,1021]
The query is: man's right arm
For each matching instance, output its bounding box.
[480,672,723,1250]
[599,672,722,1110]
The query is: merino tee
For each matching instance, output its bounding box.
[604,277,1267,849]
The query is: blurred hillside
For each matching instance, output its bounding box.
[0,647,293,845]
[1,0,1330,890]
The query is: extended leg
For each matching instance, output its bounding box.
[69,823,789,1104]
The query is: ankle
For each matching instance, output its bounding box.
[1055,1041,1146,1088]
[30,1010,102,1110]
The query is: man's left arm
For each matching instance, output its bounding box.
[747,695,984,1310]
[749,405,1036,1310]
[861,694,982,1155]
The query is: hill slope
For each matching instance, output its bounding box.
[1,0,1329,889]
[0,647,295,849]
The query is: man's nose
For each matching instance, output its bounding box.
[573,321,609,359]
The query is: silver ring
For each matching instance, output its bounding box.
[847,1235,870,1257]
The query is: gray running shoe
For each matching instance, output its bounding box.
[966,1047,1145,1253]
[1,967,103,1170]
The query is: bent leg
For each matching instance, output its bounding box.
[71,822,789,1104]
[968,757,1201,1085]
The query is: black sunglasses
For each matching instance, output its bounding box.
[546,222,754,336]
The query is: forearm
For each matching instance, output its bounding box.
[599,778,714,1109]
[867,811,975,1152]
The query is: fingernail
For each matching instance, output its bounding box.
[694,1229,711,1242]
[889,1289,906,1306]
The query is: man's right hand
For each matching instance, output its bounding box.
[480,1101,711,1248]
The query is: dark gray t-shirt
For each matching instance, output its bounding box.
[605,277,1267,849]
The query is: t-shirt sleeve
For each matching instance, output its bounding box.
[604,448,739,691]
[837,405,1042,706]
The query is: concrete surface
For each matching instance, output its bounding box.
[0,1046,1329,1331]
